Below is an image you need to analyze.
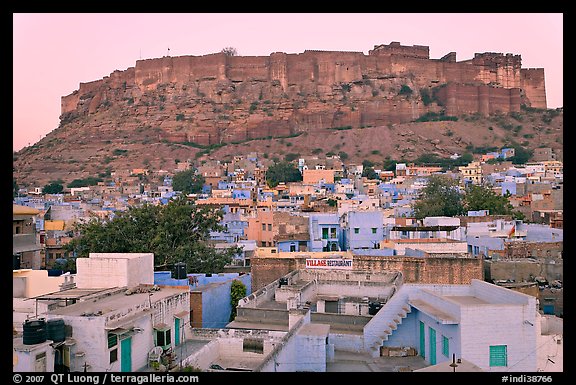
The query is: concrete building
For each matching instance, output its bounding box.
[223,265,543,372]
[342,210,384,250]
[13,253,190,373]
[154,271,251,329]
[13,270,72,333]
[308,213,343,252]
[13,204,43,270]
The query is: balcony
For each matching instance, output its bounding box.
[13,234,42,253]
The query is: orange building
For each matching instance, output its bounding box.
[303,169,335,185]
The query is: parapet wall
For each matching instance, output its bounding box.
[251,254,483,291]
[61,43,546,114]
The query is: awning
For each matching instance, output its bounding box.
[153,323,170,331]
[174,311,189,319]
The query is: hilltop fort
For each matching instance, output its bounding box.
[59,42,546,146]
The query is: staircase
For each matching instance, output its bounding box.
[363,286,413,358]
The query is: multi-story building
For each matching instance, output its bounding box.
[13,204,43,269]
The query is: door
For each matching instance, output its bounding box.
[175,318,181,347]
[419,321,425,358]
[429,327,436,365]
[120,337,132,372]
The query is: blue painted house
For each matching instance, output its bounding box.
[154,271,251,329]
[308,213,343,251]
[343,210,384,250]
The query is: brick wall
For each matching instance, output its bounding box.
[251,255,483,291]
[190,291,203,328]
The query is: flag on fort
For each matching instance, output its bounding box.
[508,225,516,238]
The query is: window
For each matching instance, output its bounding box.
[371,228,377,234]
[489,345,507,367]
[107,332,118,363]
[262,223,266,231]
[109,348,118,363]
[322,228,329,239]
[108,333,118,349]
[354,228,360,234]
[330,228,337,238]
[155,328,171,349]
[442,335,449,357]
[268,224,272,231]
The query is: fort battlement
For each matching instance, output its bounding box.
[58,42,547,146]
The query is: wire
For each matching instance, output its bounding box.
[506,333,562,371]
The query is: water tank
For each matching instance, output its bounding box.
[46,319,66,342]
[174,262,187,280]
[23,319,47,345]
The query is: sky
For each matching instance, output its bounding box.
[13,13,563,152]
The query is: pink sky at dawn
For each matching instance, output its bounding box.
[13,13,563,152]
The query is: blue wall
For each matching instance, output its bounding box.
[154,271,252,328]
[345,211,384,250]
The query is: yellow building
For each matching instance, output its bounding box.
[458,161,483,185]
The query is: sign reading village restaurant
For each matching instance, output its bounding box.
[305,258,353,270]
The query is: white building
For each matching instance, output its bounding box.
[13,253,190,372]
[367,280,539,371]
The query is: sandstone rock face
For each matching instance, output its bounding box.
[59,43,546,147]
[13,42,557,187]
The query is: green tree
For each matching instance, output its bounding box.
[413,175,465,219]
[464,184,515,215]
[266,161,302,188]
[229,279,247,321]
[508,145,533,164]
[382,159,397,172]
[65,196,240,273]
[42,182,64,194]
[13,179,19,198]
[458,152,474,164]
[362,166,379,180]
[67,177,102,188]
[172,169,205,194]
[221,47,238,56]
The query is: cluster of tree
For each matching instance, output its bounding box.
[266,161,302,187]
[171,169,206,194]
[229,279,247,321]
[413,175,525,220]
[65,196,240,273]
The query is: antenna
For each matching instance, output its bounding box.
[167,47,170,57]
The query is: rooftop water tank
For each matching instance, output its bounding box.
[23,319,47,345]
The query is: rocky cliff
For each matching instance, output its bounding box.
[13,42,559,187]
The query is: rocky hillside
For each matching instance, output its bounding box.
[13,45,562,188]
[13,106,563,188]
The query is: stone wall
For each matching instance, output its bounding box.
[59,43,547,146]
[251,255,483,291]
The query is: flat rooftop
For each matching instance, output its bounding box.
[443,295,489,305]
[48,286,187,317]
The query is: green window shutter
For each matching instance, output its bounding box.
[322,228,329,239]
[442,335,449,357]
[490,345,508,367]
[107,333,118,349]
